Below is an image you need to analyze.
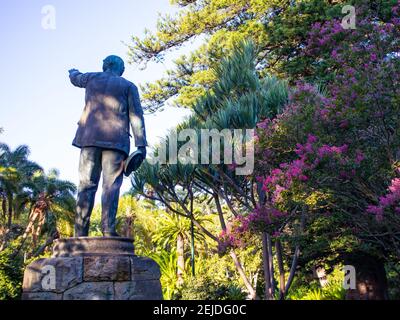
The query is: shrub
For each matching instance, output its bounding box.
[180,274,247,300]
[0,239,24,300]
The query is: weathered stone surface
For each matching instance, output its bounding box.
[63,282,114,300]
[53,236,135,257]
[84,256,130,281]
[131,256,161,280]
[22,257,83,293]
[22,237,162,300]
[114,280,163,300]
[22,291,62,300]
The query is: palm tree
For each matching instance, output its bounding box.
[116,194,159,253]
[19,169,76,256]
[153,211,210,286]
[116,195,138,238]
[0,143,42,228]
[0,141,76,256]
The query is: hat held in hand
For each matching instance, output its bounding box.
[124,148,146,177]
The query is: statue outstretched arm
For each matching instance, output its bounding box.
[68,69,92,88]
[128,84,148,148]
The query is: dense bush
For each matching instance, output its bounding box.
[287,267,346,300]
[180,274,247,300]
[0,239,24,299]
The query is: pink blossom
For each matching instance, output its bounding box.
[298,174,308,182]
[318,145,332,157]
[272,185,286,204]
[366,177,400,221]
[388,178,400,194]
[339,120,349,128]
[307,134,318,144]
[355,150,365,164]
[366,205,384,222]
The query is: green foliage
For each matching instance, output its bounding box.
[2,0,399,301]
[287,267,346,300]
[29,169,76,236]
[127,0,366,112]
[147,249,181,300]
[131,41,289,301]
[192,40,288,130]
[177,242,261,300]
[386,261,400,299]
[254,6,400,269]
[153,212,209,251]
[88,206,102,237]
[89,194,165,253]
[0,141,76,300]
[0,239,24,300]
[0,143,43,224]
[180,273,247,300]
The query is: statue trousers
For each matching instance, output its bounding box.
[75,146,126,237]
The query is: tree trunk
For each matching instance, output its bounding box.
[177,233,185,286]
[213,193,258,299]
[213,193,226,230]
[7,194,13,228]
[275,239,285,300]
[283,209,305,295]
[1,195,6,220]
[344,252,389,300]
[32,231,59,258]
[229,250,258,299]
[190,218,195,276]
[267,234,275,298]
[262,232,272,299]
[122,216,133,238]
[284,245,300,294]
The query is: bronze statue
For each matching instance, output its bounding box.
[69,55,147,237]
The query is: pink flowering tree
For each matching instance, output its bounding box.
[223,3,400,299]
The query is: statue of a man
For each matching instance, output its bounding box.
[69,55,147,237]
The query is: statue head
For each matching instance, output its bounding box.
[102,55,125,76]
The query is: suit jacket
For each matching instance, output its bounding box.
[69,70,147,156]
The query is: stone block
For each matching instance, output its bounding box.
[131,256,161,280]
[21,291,62,300]
[84,256,131,281]
[22,257,83,293]
[63,282,114,300]
[53,237,134,257]
[22,237,162,300]
[114,280,163,300]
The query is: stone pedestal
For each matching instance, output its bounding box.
[22,237,163,300]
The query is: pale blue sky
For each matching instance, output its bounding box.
[0,1,194,198]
